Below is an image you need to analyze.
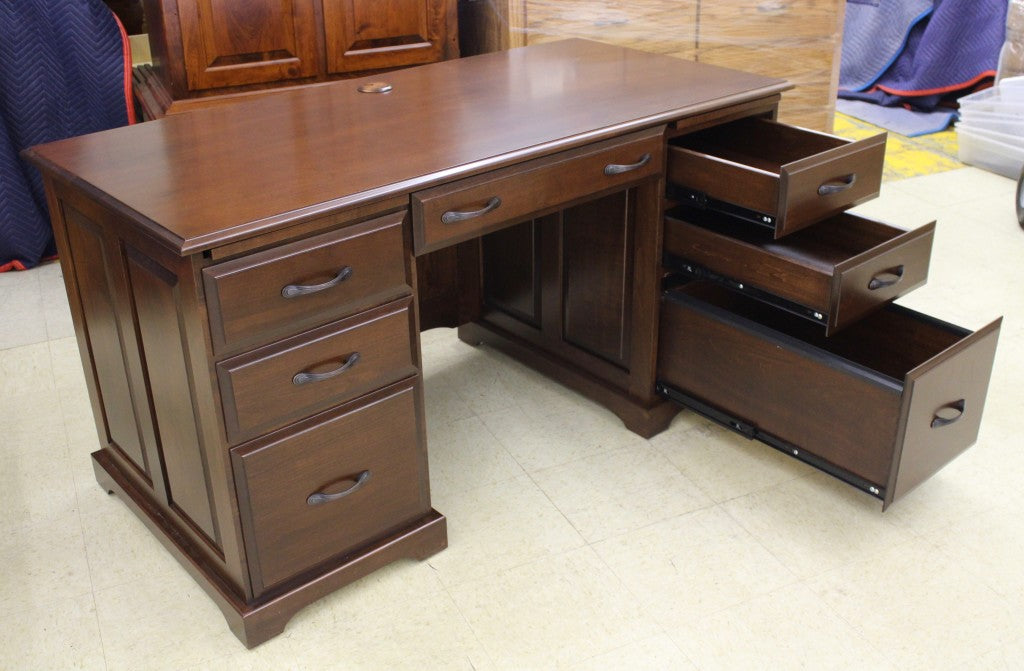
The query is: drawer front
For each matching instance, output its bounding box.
[203,211,410,353]
[663,208,934,334]
[667,117,885,237]
[411,127,663,254]
[232,380,430,594]
[657,282,1001,503]
[890,317,1001,505]
[217,298,417,444]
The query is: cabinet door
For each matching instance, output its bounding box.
[177,0,319,91]
[322,0,449,74]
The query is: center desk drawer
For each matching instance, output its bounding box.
[203,210,409,353]
[411,127,663,254]
[664,205,935,334]
[658,281,1001,508]
[217,297,418,444]
[667,117,885,238]
[232,379,430,595]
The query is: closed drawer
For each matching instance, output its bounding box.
[411,126,663,254]
[232,379,430,594]
[667,116,885,237]
[657,281,1001,508]
[663,206,934,334]
[217,297,418,444]
[203,210,409,353]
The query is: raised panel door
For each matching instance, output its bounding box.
[323,0,447,73]
[176,0,320,90]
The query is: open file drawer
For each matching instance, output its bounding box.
[667,117,886,238]
[663,205,935,334]
[657,280,1001,508]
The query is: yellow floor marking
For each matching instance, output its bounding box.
[834,112,962,181]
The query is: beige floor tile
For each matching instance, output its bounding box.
[956,637,1024,671]
[0,270,49,351]
[187,589,491,671]
[531,444,712,542]
[924,503,1024,605]
[651,419,813,503]
[93,566,241,671]
[721,471,914,579]
[429,474,585,588]
[807,537,1019,669]
[449,546,659,670]
[426,414,524,497]
[79,502,183,592]
[888,167,1017,207]
[670,583,894,671]
[0,341,55,397]
[0,591,105,671]
[0,512,93,610]
[0,390,79,530]
[593,507,797,630]
[48,336,89,394]
[479,404,646,473]
[565,634,696,671]
[40,263,75,341]
[422,372,477,426]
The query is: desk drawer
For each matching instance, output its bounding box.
[667,117,885,237]
[411,127,663,254]
[657,281,1000,507]
[203,211,409,353]
[232,379,430,594]
[664,206,934,334]
[217,298,418,444]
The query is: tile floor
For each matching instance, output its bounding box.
[1,166,1022,670]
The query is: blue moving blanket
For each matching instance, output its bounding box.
[0,0,131,271]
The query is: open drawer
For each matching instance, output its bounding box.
[667,117,886,238]
[657,281,1001,508]
[663,205,935,334]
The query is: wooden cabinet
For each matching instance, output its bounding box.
[136,0,458,116]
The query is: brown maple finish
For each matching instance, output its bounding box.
[23,40,1000,648]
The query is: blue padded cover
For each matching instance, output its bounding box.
[1,0,130,271]
[840,0,934,93]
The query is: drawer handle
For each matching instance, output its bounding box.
[817,174,857,196]
[604,153,651,176]
[281,266,353,299]
[868,265,904,290]
[307,470,372,506]
[292,351,361,386]
[441,196,502,224]
[931,399,966,428]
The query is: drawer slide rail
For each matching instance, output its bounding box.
[655,382,885,501]
[666,183,776,231]
[661,261,829,326]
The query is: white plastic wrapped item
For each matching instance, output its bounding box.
[958,126,1024,178]
[997,0,1024,81]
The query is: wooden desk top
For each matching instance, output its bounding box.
[26,39,788,254]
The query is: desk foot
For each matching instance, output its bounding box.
[457,322,679,438]
[91,449,447,648]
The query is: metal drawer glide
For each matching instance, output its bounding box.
[662,256,829,325]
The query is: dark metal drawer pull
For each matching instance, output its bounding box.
[281,266,353,299]
[868,265,905,290]
[441,196,502,224]
[931,399,966,428]
[604,153,651,176]
[817,174,856,196]
[307,470,372,506]
[292,351,361,386]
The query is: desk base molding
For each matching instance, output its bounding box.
[93,449,447,648]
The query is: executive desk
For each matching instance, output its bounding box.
[25,39,999,647]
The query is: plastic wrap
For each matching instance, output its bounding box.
[459,0,845,131]
[997,0,1024,82]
